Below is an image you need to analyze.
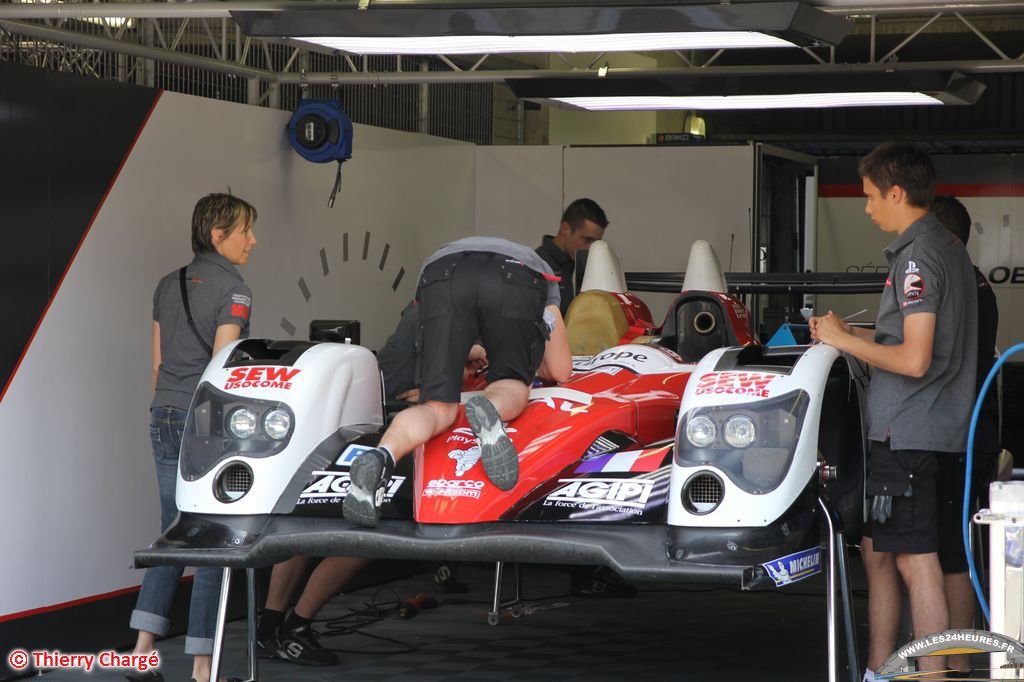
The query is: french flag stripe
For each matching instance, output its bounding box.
[601,451,643,472]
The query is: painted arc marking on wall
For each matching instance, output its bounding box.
[279,233,410,336]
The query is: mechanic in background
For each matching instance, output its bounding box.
[536,198,608,316]
[344,236,572,527]
[810,143,978,680]
[931,194,1000,674]
[127,193,258,682]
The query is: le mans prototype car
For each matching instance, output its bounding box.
[138,240,869,682]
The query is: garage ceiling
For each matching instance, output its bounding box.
[2,0,1023,148]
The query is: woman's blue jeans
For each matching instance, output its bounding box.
[130,406,222,656]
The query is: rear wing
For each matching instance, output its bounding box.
[625,272,886,295]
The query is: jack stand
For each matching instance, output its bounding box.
[488,561,524,625]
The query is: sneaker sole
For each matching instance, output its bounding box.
[276,644,338,667]
[465,396,518,491]
[343,453,383,527]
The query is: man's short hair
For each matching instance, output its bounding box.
[932,195,972,246]
[857,141,936,209]
[191,192,258,255]
[561,198,609,230]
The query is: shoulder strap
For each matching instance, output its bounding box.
[179,267,214,356]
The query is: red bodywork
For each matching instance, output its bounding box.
[613,292,658,344]
[412,289,756,524]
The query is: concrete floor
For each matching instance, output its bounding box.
[37,560,868,682]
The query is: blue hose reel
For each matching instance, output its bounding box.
[287,99,353,207]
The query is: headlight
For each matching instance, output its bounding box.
[263,408,292,440]
[180,383,296,481]
[723,415,756,448]
[685,415,717,447]
[675,390,810,495]
[227,408,258,438]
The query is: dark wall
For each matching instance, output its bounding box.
[0,61,159,401]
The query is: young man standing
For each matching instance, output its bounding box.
[810,142,977,678]
[536,198,609,315]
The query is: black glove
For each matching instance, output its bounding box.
[868,485,913,524]
[866,455,914,525]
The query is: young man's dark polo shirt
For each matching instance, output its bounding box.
[867,212,978,452]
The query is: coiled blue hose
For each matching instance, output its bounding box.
[965,342,1024,624]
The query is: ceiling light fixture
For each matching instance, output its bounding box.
[297,31,797,56]
[510,71,986,110]
[551,92,944,110]
[232,1,850,56]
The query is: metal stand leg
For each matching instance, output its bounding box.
[820,495,860,682]
[488,561,505,626]
[246,568,258,682]
[487,562,526,625]
[210,567,232,682]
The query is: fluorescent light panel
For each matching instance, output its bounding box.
[553,92,944,110]
[299,31,796,56]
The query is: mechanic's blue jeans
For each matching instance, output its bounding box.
[130,406,222,656]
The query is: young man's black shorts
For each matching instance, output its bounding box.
[863,440,939,554]
[415,251,548,404]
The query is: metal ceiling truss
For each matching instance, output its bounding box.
[1,1,1024,144]
[1,3,1023,86]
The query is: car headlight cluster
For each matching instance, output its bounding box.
[686,413,759,449]
[675,389,810,495]
[179,383,296,481]
[227,407,292,440]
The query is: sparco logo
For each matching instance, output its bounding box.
[424,478,485,499]
[224,366,301,391]
[546,478,654,509]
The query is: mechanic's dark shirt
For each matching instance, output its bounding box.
[377,301,418,401]
[974,266,1000,454]
[536,235,574,316]
[152,251,252,410]
[867,212,978,452]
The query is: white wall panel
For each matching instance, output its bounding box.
[473,145,564,243]
[565,145,755,320]
[0,91,475,617]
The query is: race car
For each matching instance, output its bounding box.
[139,239,868,681]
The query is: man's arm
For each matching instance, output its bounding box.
[536,305,572,383]
[814,311,935,378]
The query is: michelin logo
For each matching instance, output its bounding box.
[763,547,821,587]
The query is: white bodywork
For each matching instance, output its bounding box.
[176,340,383,515]
[681,239,728,294]
[579,239,627,294]
[668,343,839,527]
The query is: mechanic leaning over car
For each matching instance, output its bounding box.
[810,142,978,680]
[535,197,608,316]
[127,193,258,682]
[930,194,1001,674]
[343,236,573,527]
